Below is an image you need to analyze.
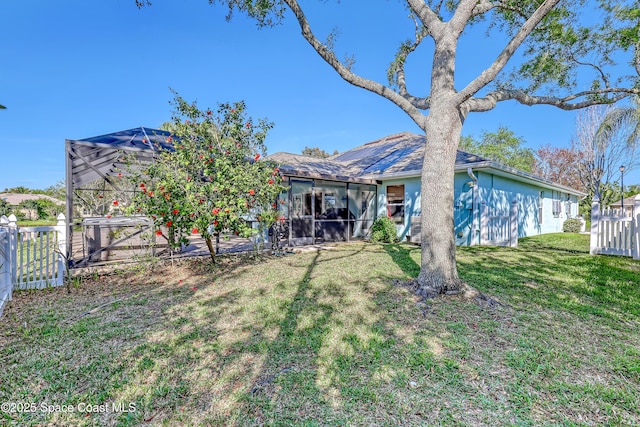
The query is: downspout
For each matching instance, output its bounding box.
[467,168,479,245]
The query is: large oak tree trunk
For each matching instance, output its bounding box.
[417,103,465,296]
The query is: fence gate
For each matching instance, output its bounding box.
[590,196,640,259]
[0,214,67,316]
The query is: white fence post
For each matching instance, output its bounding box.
[7,215,17,291]
[510,198,518,248]
[634,195,640,260]
[589,196,600,255]
[0,216,11,315]
[480,201,487,245]
[56,214,67,286]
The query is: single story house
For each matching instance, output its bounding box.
[0,193,65,220]
[64,127,585,257]
[610,194,639,216]
[269,132,586,246]
[0,193,64,206]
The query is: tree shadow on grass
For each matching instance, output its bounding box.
[457,245,640,322]
[241,249,336,423]
[116,246,372,425]
[5,241,638,426]
[381,244,421,279]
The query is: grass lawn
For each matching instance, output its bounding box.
[0,233,638,426]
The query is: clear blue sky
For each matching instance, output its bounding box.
[0,0,635,190]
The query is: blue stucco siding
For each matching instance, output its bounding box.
[377,178,421,241]
[378,170,581,245]
[474,171,578,237]
[454,173,475,246]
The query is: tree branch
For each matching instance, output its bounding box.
[490,1,531,21]
[635,38,640,76]
[471,0,497,17]
[456,0,562,104]
[449,0,485,37]
[283,0,427,127]
[567,53,611,89]
[465,88,640,112]
[389,14,431,109]
[406,0,444,37]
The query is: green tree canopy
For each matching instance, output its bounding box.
[460,127,536,172]
[0,199,10,217]
[301,146,338,159]
[3,186,32,194]
[17,198,61,221]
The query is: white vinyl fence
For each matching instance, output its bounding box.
[590,195,640,260]
[0,214,67,316]
[0,227,12,317]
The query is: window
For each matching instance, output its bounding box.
[552,199,562,218]
[552,193,562,218]
[387,185,405,224]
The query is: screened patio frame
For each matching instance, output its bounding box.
[64,127,173,265]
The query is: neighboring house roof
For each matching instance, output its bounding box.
[610,194,640,208]
[0,193,64,206]
[270,132,587,196]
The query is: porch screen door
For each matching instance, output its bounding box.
[290,180,314,245]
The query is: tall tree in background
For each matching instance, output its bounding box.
[44,181,66,201]
[533,145,584,191]
[140,1,640,296]
[460,127,536,172]
[301,146,338,158]
[625,184,640,197]
[2,186,32,194]
[0,105,6,109]
[598,96,640,148]
[535,100,639,215]
[573,104,640,207]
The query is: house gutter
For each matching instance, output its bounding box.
[467,168,480,246]
[361,162,586,197]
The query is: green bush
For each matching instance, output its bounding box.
[563,218,583,233]
[369,217,399,243]
[0,199,10,217]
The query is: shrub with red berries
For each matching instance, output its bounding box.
[125,93,285,261]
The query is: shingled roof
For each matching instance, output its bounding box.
[269,132,489,181]
[269,131,586,196]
